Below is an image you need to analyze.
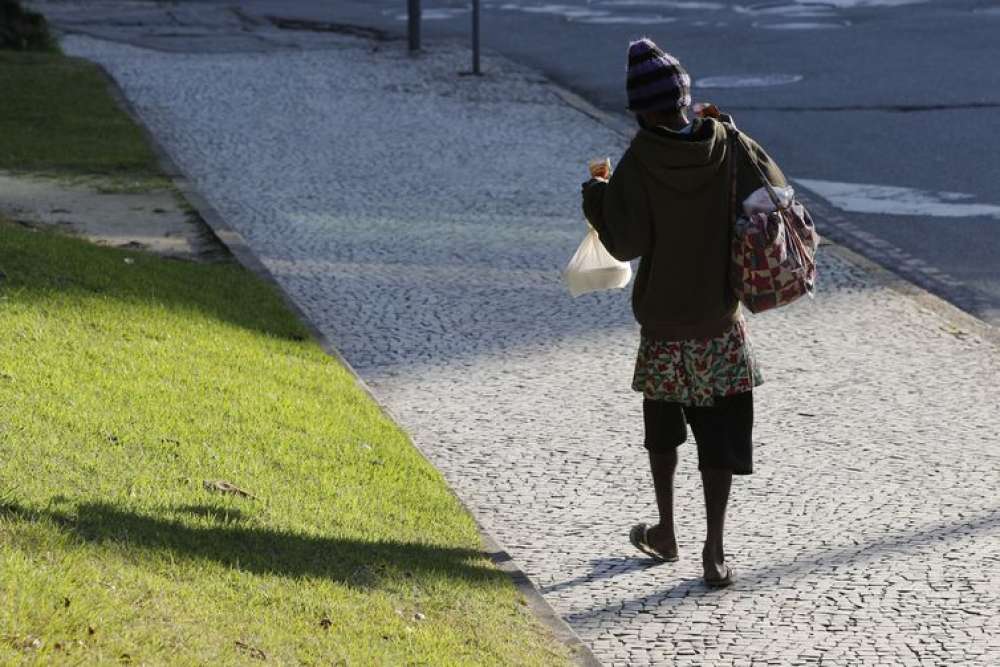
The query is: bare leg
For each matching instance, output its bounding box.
[645,449,678,557]
[700,468,732,580]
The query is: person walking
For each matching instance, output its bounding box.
[581,37,788,587]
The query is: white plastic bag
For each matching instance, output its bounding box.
[562,226,632,297]
[742,185,795,217]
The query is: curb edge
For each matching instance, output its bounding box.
[821,242,1000,349]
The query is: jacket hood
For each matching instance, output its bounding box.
[628,117,729,193]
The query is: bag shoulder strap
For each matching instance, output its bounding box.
[723,122,784,211]
[727,127,740,227]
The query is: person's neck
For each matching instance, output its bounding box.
[663,112,690,131]
[638,110,691,131]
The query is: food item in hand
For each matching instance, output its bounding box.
[693,102,721,119]
[588,157,612,180]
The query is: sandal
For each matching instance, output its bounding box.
[628,523,678,563]
[704,564,735,588]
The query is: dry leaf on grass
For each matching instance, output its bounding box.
[202,480,256,499]
[17,635,43,651]
[235,640,268,660]
[53,640,84,651]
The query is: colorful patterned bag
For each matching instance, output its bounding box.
[726,126,820,314]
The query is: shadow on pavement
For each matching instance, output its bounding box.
[539,556,660,595]
[562,508,1000,624]
[257,211,883,375]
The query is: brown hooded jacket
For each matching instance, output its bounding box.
[582,117,787,341]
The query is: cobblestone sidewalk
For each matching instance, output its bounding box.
[64,32,1000,666]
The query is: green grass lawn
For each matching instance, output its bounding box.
[0,51,169,190]
[0,35,571,665]
[0,220,570,664]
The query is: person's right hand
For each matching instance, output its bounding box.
[588,157,612,181]
[694,102,720,119]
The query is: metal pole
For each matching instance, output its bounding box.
[472,0,481,74]
[408,0,421,52]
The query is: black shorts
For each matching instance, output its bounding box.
[642,391,754,475]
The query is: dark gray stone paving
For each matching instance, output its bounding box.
[63,32,1000,666]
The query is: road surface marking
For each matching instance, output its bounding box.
[599,0,727,9]
[496,4,611,20]
[696,74,804,88]
[739,0,925,10]
[393,8,470,20]
[805,0,926,6]
[754,20,850,28]
[738,3,835,17]
[796,179,1000,219]
[572,14,677,23]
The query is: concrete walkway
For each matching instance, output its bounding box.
[63,29,1000,667]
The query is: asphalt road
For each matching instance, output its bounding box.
[236,0,1000,325]
[38,0,1000,324]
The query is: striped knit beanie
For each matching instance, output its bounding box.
[626,38,691,112]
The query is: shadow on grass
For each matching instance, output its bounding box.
[0,220,308,341]
[172,504,250,523]
[2,501,505,588]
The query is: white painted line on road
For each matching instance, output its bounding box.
[393,8,470,21]
[738,0,925,11]
[801,0,926,7]
[496,4,610,20]
[572,14,677,24]
[696,74,803,88]
[738,4,833,17]
[598,0,726,9]
[754,20,851,29]
[796,179,1000,219]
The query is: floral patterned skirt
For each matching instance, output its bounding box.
[632,315,763,407]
